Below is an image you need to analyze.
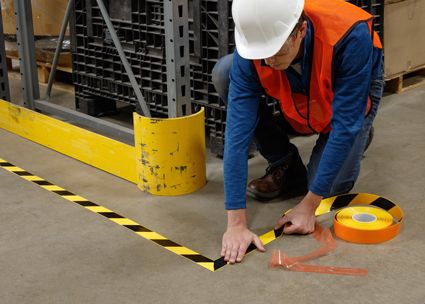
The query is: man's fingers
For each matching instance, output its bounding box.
[283,222,298,234]
[229,244,240,264]
[253,235,266,252]
[224,244,232,262]
[221,243,226,257]
[221,245,226,257]
[275,215,291,230]
[283,224,313,235]
[236,243,248,262]
[221,229,267,264]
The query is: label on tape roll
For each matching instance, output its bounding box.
[336,206,393,231]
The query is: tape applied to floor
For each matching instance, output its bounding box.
[0,158,217,271]
[0,158,402,272]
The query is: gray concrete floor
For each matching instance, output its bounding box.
[1,71,425,304]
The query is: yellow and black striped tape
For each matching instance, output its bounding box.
[316,193,403,220]
[0,158,228,272]
[0,157,399,271]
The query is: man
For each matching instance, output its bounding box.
[212,0,384,264]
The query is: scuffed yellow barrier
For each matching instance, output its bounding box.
[0,100,206,196]
[0,100,137,182]
[134,109,206,195]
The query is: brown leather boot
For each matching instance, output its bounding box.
[247,150,308,201]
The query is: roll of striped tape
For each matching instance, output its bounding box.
[332,195,403,244]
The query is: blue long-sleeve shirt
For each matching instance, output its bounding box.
[224,21,383,210]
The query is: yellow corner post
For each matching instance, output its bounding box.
[134,108,206,195]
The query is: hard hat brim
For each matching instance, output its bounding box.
[235,29,290,60]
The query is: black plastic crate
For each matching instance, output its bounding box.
[71,0,233,102]
[348,0,384,40]
[71,0,234,151]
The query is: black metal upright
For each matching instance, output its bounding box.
[0,1,11,101]
[217,0,230,58]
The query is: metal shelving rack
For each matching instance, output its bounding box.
[70,0,235,154]
[5,0,192,145]
[0,0,11,101]
[3,0,384,153]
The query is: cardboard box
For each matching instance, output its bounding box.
[384,0,425,78]
[1,0,69,36]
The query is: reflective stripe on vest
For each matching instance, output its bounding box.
[253,0,382,134]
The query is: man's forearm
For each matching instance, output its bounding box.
[302,191,323,211]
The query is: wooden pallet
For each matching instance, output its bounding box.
[6,55,72,84]
[35,60,72,84]
[385,65,425,94]
[6,56,72,84]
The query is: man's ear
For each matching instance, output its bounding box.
[299,21,308,39]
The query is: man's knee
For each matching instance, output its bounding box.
[212,54,234,102]
[211,60,226,89]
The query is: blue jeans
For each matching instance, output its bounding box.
[212,54,384,197]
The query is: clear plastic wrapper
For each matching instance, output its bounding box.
[269,224,368,276]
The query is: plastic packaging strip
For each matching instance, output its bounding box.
[269,224,368,276]
[282,224,336,265]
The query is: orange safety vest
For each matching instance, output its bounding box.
[253,0,382,134]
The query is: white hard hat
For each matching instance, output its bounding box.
[232,0,305,59]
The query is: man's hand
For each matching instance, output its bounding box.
[275,191,323,234]
[222,209,265,264]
